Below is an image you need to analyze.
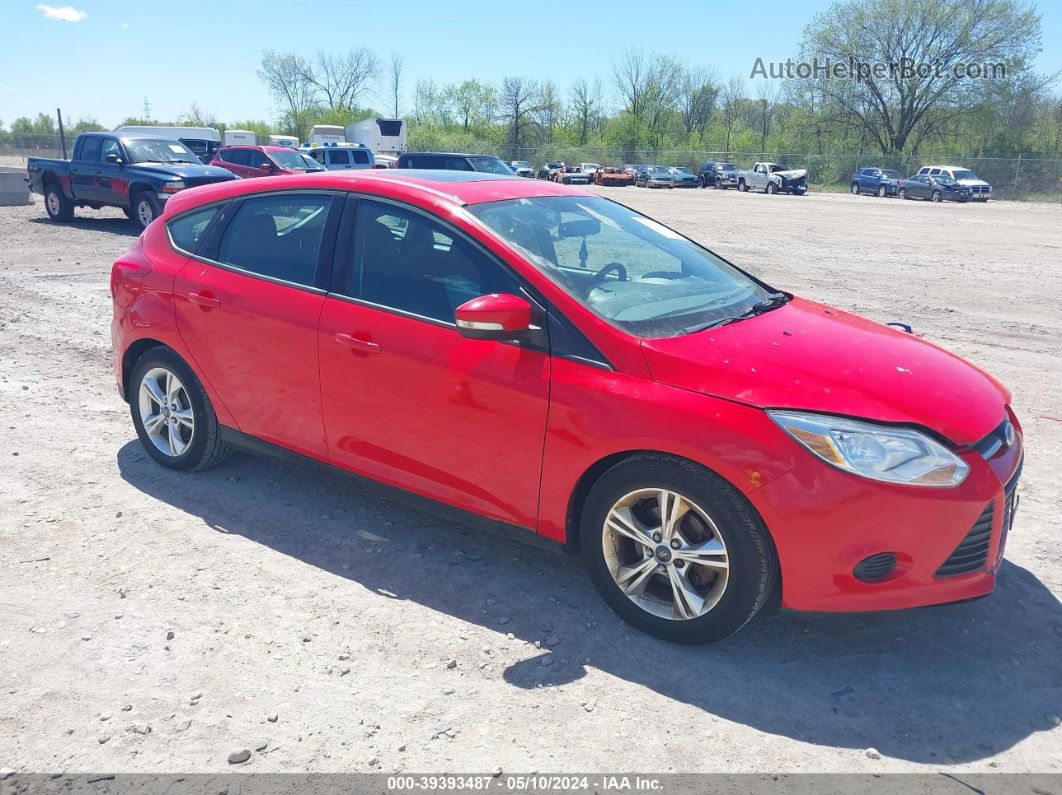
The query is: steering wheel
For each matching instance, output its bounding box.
[588,261,628,289]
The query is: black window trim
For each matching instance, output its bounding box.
[165,198,232,258]
[171,189,344,294]
[328,192,613,369]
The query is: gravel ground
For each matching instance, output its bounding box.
[0,185,1060,776]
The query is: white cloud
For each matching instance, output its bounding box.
[121,22,130,28]
[36,5,88,22]
[2,86,12,92]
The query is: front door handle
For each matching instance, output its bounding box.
[335,332,381,354]
[187,291,220,307]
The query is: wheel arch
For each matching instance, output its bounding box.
[562,449,779,562]
[120,337,168,401]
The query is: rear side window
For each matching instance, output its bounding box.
[328,150,350,165]
[217,194,333,287]
[168,205,222,254]
[80,137,102,162]
[351,149,370,164]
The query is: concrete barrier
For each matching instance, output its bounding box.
[0,167,31,206]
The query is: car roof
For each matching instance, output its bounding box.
[402,152,499,158]
[161,169,594,218]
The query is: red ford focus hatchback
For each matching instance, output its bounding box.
[110,170,1022,644]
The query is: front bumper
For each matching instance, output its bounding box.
[646,179,674,187]
[747,414,1023,612]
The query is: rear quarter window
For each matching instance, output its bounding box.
[168,205,223,254]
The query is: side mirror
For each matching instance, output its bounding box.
[260,162,274,172]
[455,294,532,341]
[105,153,123,164]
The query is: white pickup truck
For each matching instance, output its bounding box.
[736,162,808,195]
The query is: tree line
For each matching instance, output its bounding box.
[4,0,1059,170]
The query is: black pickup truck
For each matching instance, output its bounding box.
[26,132,236,229]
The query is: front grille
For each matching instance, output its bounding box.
[936,462,1021,578]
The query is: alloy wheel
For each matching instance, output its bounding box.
[138,367,194,457]
[602,488,729,621]
[46,191,60,216]
[137,199,155,228]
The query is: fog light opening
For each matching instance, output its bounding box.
[853,552,897,583]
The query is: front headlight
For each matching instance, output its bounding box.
[161,180,186,194]
[768,410,969,487]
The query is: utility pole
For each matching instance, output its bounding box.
[57,108,67,159]
[141,96,152,122]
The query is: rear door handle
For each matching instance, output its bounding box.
[335,333,381,354]
[187,291,220,307]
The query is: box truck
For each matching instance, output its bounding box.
[345,118,407,156]
[224,129,257,146]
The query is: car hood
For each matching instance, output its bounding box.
[639,298,1008,445]
[773,168,807,179]
[135,162,235,180]
[955,178,990,187]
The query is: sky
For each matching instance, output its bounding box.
[1,0,1061,128]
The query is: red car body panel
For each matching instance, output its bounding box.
[210,145,318,179]
[111,171,1023,614]
[640,297,1009,446]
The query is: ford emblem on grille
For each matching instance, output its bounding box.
[1003,420,1016,448]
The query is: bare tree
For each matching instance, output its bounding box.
[386,51,405,117]
[180,102,217,128]
[755,81,779,152]
[568,77,603,145]
[677,65,718,140]
[719,77,745,153]
[612,48,652,119]
[258,50,318,139]
[802,0,1041,153]
[537,80,563,143]
[299,48,380,112]
[498,76,545,156]
[612,48,682,147]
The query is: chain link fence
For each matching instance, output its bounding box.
[3,133,1060,200]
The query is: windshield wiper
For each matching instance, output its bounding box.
[678,292,790,336]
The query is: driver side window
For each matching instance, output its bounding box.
[343,200,519,323]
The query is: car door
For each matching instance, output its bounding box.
[911,175,930,199]
[71,135,101,201]
[327,149,353,170]
[97,137,130,204]
[172,190,342,459]
[316,196,551,527]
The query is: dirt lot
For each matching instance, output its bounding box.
[0,183,1060,776]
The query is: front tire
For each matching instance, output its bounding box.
[850,183,860,195]
[131,190,161,230]
[129,347,232,472]
[766,182,777,195]
[580,455,777,645]
[877,185,888,197]
[44,183,74,222]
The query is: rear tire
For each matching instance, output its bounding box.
[738,180,747,192]
[898,188,908,199]
[44,183,74,222]
[931,190,942,203]
[580,454,777,645]
[129,347,232,472]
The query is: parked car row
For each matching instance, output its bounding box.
[852,165,993,202]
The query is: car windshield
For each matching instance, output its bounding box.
[269,150,317,170]
[468,196,775,338]
[513,161,530,168]
[881,169,901,179]
[124,138,201,164]
[470,157,515,175]
[935,176,958,185]
[720,163,736,171]
[582,163,600,170]
[670,167,692,174]
[648,166,669,175]
[951,169,977,180]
